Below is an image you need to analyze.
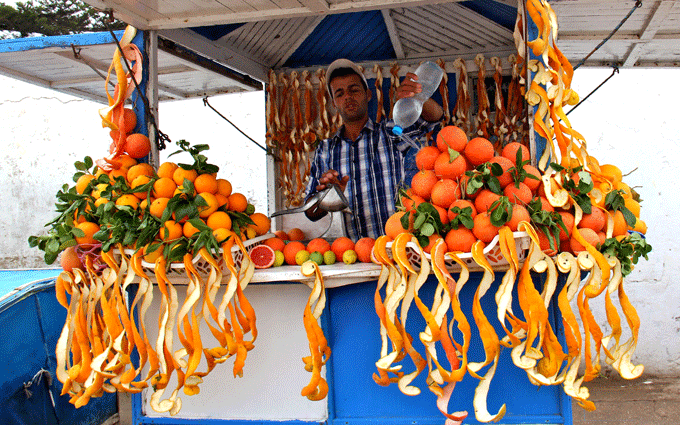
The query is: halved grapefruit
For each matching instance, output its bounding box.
[249,244,276,269]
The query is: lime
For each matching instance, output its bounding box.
[343,249,357,265]
[273,250,285,267]
[309,251,324,265]
[295,249,310,265]
[323,251,336,265]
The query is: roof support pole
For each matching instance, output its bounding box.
[145,30,160,168]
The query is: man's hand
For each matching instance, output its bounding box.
[316,170,349,192]
[395,72,444,123]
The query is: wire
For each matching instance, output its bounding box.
[566,66,619,116]
[202,96,268,153]
[573,0,643,70]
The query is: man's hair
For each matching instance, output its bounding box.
[328,67,368,92]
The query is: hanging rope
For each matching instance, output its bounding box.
[566,66,619,116]
[203,97,269,153]
[573,0,643,70]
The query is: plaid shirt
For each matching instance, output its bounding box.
[306,118,439,239]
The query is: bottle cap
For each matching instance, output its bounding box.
[392,126,403,135]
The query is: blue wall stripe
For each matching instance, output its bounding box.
[0,31,126,53]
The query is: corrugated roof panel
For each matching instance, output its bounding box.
[283,11,395,68]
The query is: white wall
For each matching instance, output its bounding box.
[0,68,677,375]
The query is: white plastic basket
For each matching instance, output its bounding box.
[115,233,275,278]
[385,231,531,273]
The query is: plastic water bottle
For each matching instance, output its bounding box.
[392,61,444,136]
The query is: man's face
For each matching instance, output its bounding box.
[329,74,371,123]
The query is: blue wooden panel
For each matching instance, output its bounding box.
[326,274,571,424]
[0,31,125,53]
[461,0,517,31]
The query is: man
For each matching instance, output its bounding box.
[305,58,444,239]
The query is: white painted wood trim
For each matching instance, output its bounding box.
[381,9,405,59]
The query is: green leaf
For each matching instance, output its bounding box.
[460,215,474,230]
[487,177,501,195]
[421,223,435,237]
[448,147,460,163]
[490,163,503,177]
[414,213,427,230]
[621,208,637,227]
[400,212,410,230]
[550,162,565,172]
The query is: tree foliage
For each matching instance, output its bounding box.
[0,0,125,39]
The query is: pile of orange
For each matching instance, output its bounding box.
[74,154,271,260]
[386,125,646,256]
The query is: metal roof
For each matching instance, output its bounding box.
[1,0,678,103]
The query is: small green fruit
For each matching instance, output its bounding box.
[323,251,336,265]
[309,251,324,265]
[245,203,256,215]
[343,249,357,265]
[295,249,310,265]
[273,250,285,267]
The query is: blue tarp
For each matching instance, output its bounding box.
[0,271,117,425]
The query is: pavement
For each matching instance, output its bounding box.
[116,374,680,424]
[572,374,680,425]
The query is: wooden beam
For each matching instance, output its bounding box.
[299,0,330,13]
[623,0,676,67]
[381,9,405,59]
[158,28,268,82]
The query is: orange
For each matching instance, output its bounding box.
[116,154,137,169]
[108,168,128,183]
[463,137,494,166]
[434,150,467,180]
[624,198,640,218]
[557,211,574,241]
[274,230,290,240]
[307,238,331,254]
[264,237,286,252]
[112,107,137,133]
[436,125,468,153]
[474,189,501,213]
[288,228,306,241]
[331,237,355,259]
[472,212,500,243]
[632,218,647,234]
[150,197,170,219]
[131,174,152,199]
[401,192,425,212]
[578,207,605,232]
[430,179,461,209]
[196,192,219,218]
[194,173,218,194]
[75,174,95,194]
[75,222,100,245]
[127,163,154,184]
[536,196,554,212]
[160,220,182,241]
[173,167,198,186]
[537,230,558,256]
[215,194,229,208]
[522,164,542,193]
[570,228,600,252]
[213,228,233,244]
[227,193,248,213]
[249,212,271,235]
[60,246,83,272]
[599,164,622,185]
[507,204,530,232]
[153,177,177,199]
[183,220,204,238]
[125,133,151,159]
[143,244,164,263]
[94,197,109,208]
[614,181,633,199]
[206,211,232,230]
[355,237,376,263]
[217,179,233,197]
[385,211,414,240]
[501,142,530,163]
[458,174,480,199]
[157,162,178,179]
[422,234,443,254]
[415,146,441,171]
[447,199,477,222]
[411,169,438,200]
[283,241,306,265]
[504,182,532,205]
[116,194,140,209]
[434,204,449,225]
[445,227,477,252]
[488,156,514,188]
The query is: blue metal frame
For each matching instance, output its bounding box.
[0,31,126,53]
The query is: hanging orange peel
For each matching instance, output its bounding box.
[53,234,263,415]
[299,260,331,401]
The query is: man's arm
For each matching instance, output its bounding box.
[397,72,444,123]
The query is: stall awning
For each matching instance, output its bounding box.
[0,31,262,104]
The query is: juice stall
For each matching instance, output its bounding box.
[2,0,669,424]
